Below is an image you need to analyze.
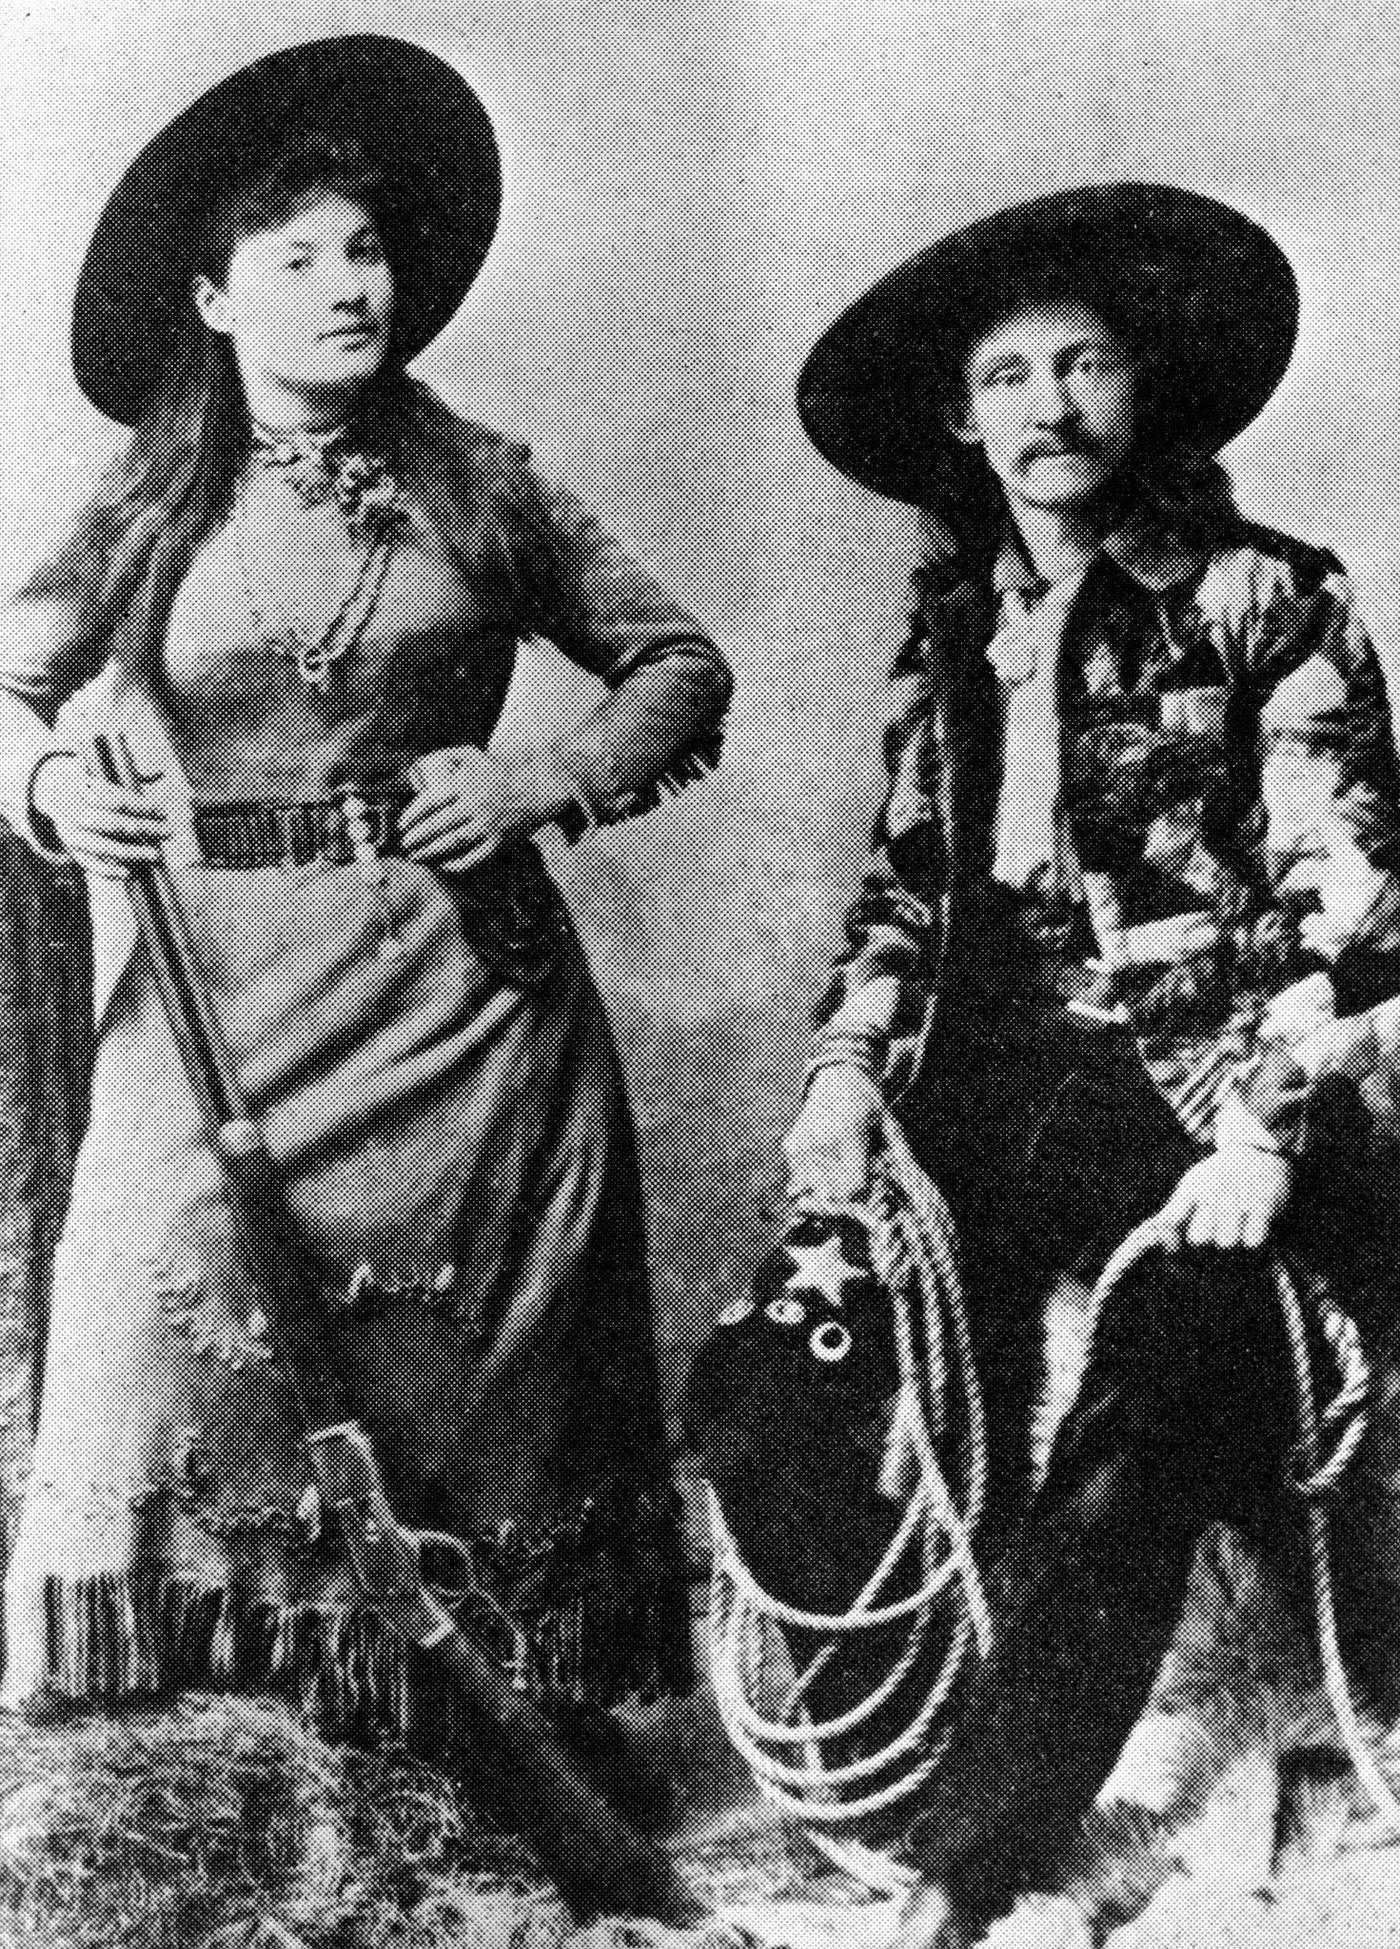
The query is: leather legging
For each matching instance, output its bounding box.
[901,1009,1400,1928]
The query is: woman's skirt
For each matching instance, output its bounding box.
[0,847,692,1738]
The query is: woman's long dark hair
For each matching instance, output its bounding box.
[20,136,523,683]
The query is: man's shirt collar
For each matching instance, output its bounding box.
[990,510,1210,598]
[1103,513,1211,592]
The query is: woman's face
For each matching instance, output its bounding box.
[949,300,1137,521]
[193,192,394,419]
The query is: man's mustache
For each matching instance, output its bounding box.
[1019,432,1100,464]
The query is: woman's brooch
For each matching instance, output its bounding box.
[330,451,402,540]
[252,426,402,540]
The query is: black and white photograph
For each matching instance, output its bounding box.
[3,2,1400,1944]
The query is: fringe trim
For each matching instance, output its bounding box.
[592,704,730,829]
[27,1491,693,1744]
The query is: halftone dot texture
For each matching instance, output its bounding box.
[5,6,1400,1940]
[1,38,730,1760]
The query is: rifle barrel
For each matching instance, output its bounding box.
[90,731,702,1926]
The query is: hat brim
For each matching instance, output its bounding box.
[73,36,501,426]
[797,184,1299,509]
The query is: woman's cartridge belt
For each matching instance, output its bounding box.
[191,791,411,868]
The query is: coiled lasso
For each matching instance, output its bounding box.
[709,1125,1400,1906]
[706,1112,994,1894]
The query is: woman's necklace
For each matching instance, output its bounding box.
[233,422,403,692]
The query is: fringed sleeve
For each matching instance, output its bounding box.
[519,471,732,833]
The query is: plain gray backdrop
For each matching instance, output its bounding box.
[6,0,1400,1384]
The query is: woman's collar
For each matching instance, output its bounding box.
[242,417,401,535]
[248,419,354,466]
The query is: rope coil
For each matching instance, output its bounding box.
[710,1139,1400,1898]
[706,1114,993,1881]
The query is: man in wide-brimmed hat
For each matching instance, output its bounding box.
[781,185,1400,1942]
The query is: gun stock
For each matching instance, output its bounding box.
[92,733,702,1927]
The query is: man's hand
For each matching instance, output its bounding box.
[783,1065,885,1204]
[1158,1147,1294,1252]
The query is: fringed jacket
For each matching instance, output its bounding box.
[1219,965,1400,1164]
[814,511,1400,1146]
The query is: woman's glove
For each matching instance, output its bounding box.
[28,749,171,877]
[398,745,581,872]
[783,1065,886,1205]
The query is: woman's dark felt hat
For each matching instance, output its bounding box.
[73,36,502,425]
[797,183,1299,508]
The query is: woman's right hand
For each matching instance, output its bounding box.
[29,752,171,877]
[783,1064,886,1204]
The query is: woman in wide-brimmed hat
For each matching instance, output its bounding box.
[0,36,728,1775]
[772,186,1400,1942]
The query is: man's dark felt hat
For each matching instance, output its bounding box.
[73,36,502,425]
[797,183,1299,508]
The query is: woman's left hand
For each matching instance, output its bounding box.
[398,745,574,871]
[1157,1148,1294,1252]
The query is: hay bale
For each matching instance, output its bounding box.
[0,1692,545,1948]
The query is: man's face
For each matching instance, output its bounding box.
[950,301,1137,520]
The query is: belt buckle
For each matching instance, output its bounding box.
[338,788,400,862]
[192,791,408,868]
[1013,893,1080,958]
